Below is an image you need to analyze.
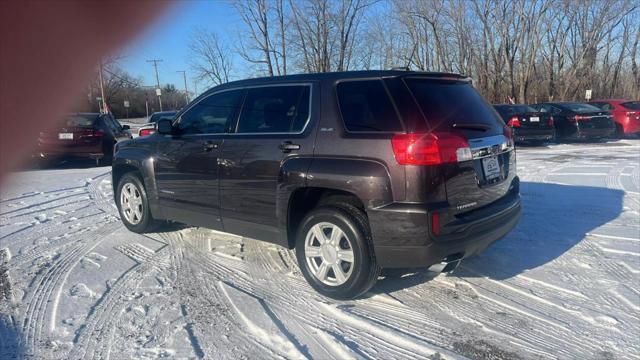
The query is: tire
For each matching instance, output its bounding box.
[615,124,624,139]
[115,172,157,233]
[295,204,379,300]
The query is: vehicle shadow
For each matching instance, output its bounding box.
[17,157,109,171]
[0,317,24,359]
[371,182,625,294]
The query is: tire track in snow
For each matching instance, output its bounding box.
[20,221,119,358]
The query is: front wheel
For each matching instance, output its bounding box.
[295,205,379,300]
[116,172,157,233]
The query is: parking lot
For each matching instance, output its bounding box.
[0,140,639,359]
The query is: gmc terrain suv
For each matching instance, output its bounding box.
[112,71,522,299]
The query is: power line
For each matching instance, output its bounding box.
[146,59,163,111]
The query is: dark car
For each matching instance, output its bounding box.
[38,112,132,165]
[138,111,178,137]
[112,71,522,299]
[588,99,640,137]
[494,104,555,144]
[530,102,615,141]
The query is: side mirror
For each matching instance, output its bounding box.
[121,124,131,130]
[156,119,174,135]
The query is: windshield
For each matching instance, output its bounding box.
[494,105,537,116]
[65,115,97,128]
[405,78,504,137]
[556,103,601,113]
[622,101,640,110]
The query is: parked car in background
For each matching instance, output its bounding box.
[112,70,522,299]
[494,104,555,144]
[138,110,178,137]
[38,113,132,165]
[588,99,640,137]
[530,102,615,141]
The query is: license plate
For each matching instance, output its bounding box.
[482,156,501,180]
[58,133,73,140]
[530,116,540,122]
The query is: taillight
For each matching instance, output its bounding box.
[503,126,515,148]
[548,116,554,126]
[391,132,472,166]
[79,130,105,138]
[507,116,521,127]
[570,115,588,122]
[431,212,440,235]
[139,129,154,137]
[627,111,639,119]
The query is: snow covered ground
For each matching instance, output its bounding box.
[0,140,638,359]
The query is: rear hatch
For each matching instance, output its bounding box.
[574,112,614,130]
[39,114,103,147]
[400,77,518,226]
[558,103,614,130]
[495,105,553,130]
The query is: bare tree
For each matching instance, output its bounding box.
[189,28,233,86]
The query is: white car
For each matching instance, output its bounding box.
[138,111,178,137]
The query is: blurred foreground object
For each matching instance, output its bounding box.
[0,0,172,179]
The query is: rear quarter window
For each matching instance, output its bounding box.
[336,79,403,132]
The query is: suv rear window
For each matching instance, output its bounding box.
[556,103,601,113]
[494,105,537,116]
[65,115,97,128]
[404,78,503,136]
[337,80,403,132]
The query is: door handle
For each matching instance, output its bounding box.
[279,141,300,153]
[203,141,218,151]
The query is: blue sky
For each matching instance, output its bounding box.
[119,1,239,96]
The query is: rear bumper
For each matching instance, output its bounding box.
[37,144,104,158]
[368,193,522,268]
[513,128,555,142]
[564,126,615,139]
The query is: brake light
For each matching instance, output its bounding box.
[548,116,554,126]
[570,115,589,122]
[503,126,515,148]
[139,128,154,137]
[431,212,440,235]
[507,116,521,127]
[627,111,639,119]
[391,132,472,166]
[79,130,105,138]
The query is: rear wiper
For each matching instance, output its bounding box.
[451,123,491,131]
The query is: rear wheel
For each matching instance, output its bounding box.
[116,172,157,233]
[615,123,624,139]
[295,204,379,300]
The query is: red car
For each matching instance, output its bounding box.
[37,113,132,165]
[588,99,640,137]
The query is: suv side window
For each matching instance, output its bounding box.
[336,80,402,132]
[178,90,244,134]
[236,85,310,133]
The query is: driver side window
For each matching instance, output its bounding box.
[178,90,244,134]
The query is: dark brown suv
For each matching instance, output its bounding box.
[112,71,522,299]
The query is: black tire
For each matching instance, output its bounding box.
[295,204,379,300]
[115,172,158,233]
[615,124,624,139]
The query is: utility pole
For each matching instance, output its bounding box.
[98,61,107,113]
[177,70,189,105]
[146,59,163,111]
